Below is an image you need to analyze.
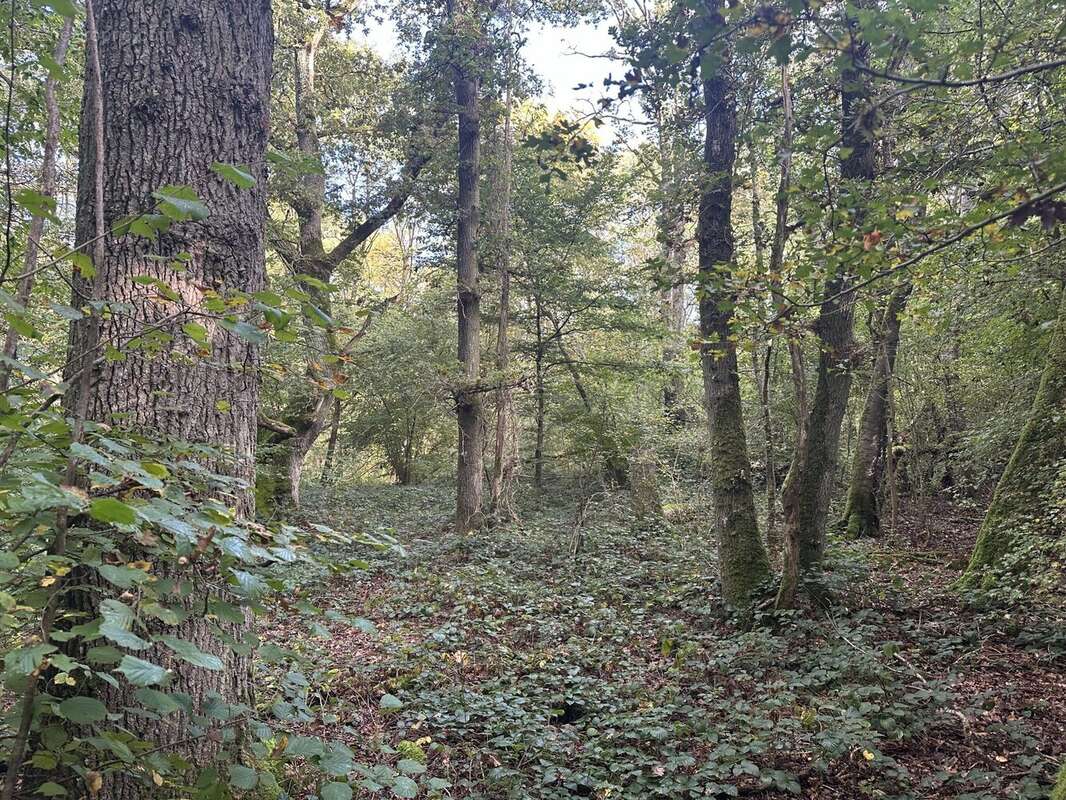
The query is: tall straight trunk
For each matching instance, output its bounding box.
[960,284,1066,585]
[533,295,546,489]
[451,0,484,533]
[66,0,272,791]
[839,281,911,538]
[320,397,342,484]
[698,22,771,608]
[777,28,874,609]
[0,18,73,393]
[657,105,689,423]
[488,39,518,524]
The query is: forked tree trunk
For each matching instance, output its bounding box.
[960,284,1066,585]
[777,23,874,609]
[66,0,272,792]
[698,19,771,607]
[839,282,911,538]
[450,0,485,533]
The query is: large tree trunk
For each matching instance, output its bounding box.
[698,21,771,608]
[66,0,272,791]
[777,26,874,609]
[839,282,911,538]
[960,284,1066,585]
[488,50,518,524]
[451,6,484,533]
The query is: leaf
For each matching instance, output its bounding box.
[33,783,67,797]
[379,693,403,711]
[152,186,209,222]
[89,498,137,526]
[116,655,169,686]
[391,776,418,799]
[321,782,353,800]
[157,636,223,670]
[4,643,57,675]
[396,759,426,775]
[211,162,256,189]
[182,321,210,346]
[100,622,151,651]
[57,696,107,724]
[29,0,78,17]
[228,765,258,790]
[134,688,184,715]
[97,564,150,589]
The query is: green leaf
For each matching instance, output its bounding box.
[116,655,169,686]
[228,764,258,790]
[97,564,150,589]
[396,759,426,776]
[57,696,107,724]
[211,162,256,189]
[158,636,223,670]
[134,688,184,715]
[33,782,67,797]
[100,622,151,651]
[379,693,403,711]
[4,643,57,675]
[0,550,19,569]
[182,321,210,346]
[391,776,418,799]
[89,497,137,526]
[152,185,209,222]
[28,0,78,17]
[321,782,353,800]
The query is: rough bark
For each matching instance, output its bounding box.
[839,282,911,538]
[533,296,546,489]
[488,54,518,524]
[65,0,272,791]
[777,25,874,609]
[960,284,1066,585]
[698,23,771,608]
[450,0,484,532]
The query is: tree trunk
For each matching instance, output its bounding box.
[320,397,342,484]
[698,20,771,608]
[533,297,546,489]
[488,47,518,525]
[777,26,874,609]
[451,2,484,533]
[0,18,73,393]
[960,284,1066,586]
[839,282,911,538]
[657,104,689,424]
[66,0,272,791]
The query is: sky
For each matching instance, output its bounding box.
[352,15,639,142]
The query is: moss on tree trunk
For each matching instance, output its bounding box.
[960,285,1066,586]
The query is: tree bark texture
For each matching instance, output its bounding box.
[698,27,771,608]
[451,5,484,532]
[960,284,1066,585]
[67,0,272,790]
[840,282,911,538]
[777,27,874,608]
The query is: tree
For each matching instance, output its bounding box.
[65,0,273,789]
[777,12,875,609]
[839,281,911,538]
[261,1,436,511]
[697,7,771,608]
[448,0,486,533]
[960,283,1066,586]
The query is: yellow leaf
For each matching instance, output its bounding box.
[86,771,103,795]
[862,749,875,761]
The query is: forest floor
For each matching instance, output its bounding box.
[258,483,1066,800]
